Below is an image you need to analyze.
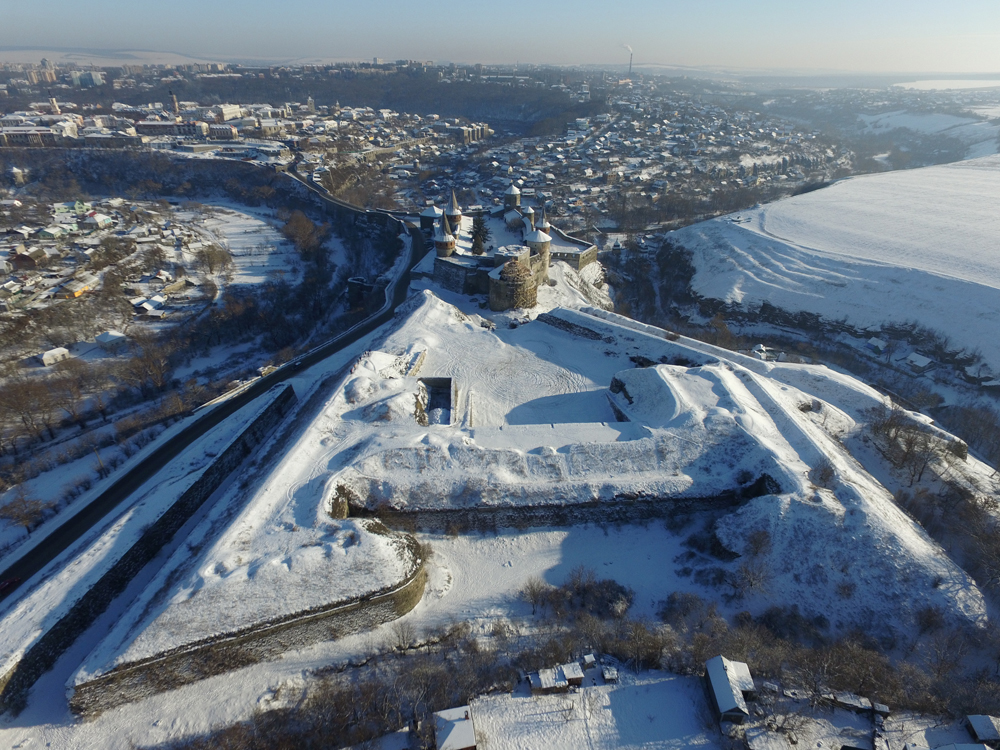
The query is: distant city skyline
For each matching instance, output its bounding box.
[2,0,1000,74]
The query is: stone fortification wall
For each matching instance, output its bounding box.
[0,385,297,713]
[70,556,426,717]
[356,486,773,534]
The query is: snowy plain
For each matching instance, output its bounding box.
[672,154,1000,369]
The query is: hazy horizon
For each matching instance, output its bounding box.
[2,0,1000,74]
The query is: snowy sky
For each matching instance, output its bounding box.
[2,0,1000,72]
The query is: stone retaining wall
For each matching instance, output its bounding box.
[70,561,426,717]
[357,480,779,534]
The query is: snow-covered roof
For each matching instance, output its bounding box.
[968,716,1000,742]
[705,655,750,717]
[504,182,521,195]
[421,205,444,217]
[525,229,552,244]
[96,330,126,344]
[434,706,477,750]
[560,661,584,682]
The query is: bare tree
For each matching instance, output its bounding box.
[0,485,54,532]
[520,576,550,616]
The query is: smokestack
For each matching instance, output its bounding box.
[629,53,633,76]
[170,89,179,116]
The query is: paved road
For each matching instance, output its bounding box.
[0,218,424,600]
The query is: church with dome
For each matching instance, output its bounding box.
[411,184,598,312]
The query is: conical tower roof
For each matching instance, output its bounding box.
[537,207,550,230]
[446,190,462,216]
[434,213,454,241]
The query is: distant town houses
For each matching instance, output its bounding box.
[0,196,204,320]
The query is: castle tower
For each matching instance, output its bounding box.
[503,182,521,209]
[445,190,463,235]
[524,224,552,281]
[433,214,456,257]
[490,258,537,311]
[522,205,535,231]
[537,207,551,235]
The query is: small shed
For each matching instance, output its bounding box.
[866,337,888,355]
[967,715,1000,747]
[601,666,619,684]
[40,347,72,367]
[96,330,127,352]
[906,352,934,374]
[705,655,755,724]
[560,662,584,687]
[528,667,568,695]
[434,705,477,750]
[582,654,597,669]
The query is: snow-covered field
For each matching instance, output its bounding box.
[671,154,1000,369]
[896,79,1000,90]
[176,201,346,287]
[472,672,717,750]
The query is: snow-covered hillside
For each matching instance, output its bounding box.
[859,110,1000,159]
[671,154,1000,369]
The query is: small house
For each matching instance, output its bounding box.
[528,667,568,695]
[967,715,1000,747]
[601,665,619,684]
[40,347,72,367]
[96,330,127,352]
[705,655,756,724]
[433,705,477,750]
[84,213,114,229]
[561,661,584,687]
[38,225,66,240]
[906,352,934,374]
[867,337,888,355]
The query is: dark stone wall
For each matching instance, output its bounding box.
[0,385,297,714]
[70,562,426,717]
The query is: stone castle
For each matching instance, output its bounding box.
[412,184,597,311]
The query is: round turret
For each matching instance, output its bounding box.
[525,227,552,276]
[445,190,463,234]
[433,214,456,257]
[503,182,521,209]
[499,258,531,283]
[522,205,535,230]
[490,258,537,311]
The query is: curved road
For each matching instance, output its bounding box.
[0,210,425,601]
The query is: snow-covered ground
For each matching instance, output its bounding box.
[175,201,346,287]
[896,79,1000,90]
[472,672,718,750]
[2,239,997,748]
[671,154,1000,369]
